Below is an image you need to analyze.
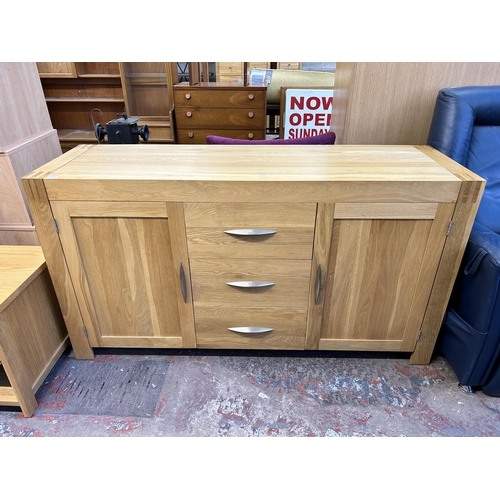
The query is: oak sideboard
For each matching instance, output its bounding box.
[22,144,485,364]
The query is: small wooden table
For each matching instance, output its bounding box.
[0,246,68,416]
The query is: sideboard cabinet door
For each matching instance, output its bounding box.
[50,201,195,348]
[319,202,455,352]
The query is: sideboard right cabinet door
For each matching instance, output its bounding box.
[319,202,455,352]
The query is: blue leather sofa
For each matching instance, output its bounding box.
[427,86,500,396]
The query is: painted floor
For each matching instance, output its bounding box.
[2,347,500,437]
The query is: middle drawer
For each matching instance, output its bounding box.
[190,258,312,308]
[175,107,266,128]
[185,202,317,259]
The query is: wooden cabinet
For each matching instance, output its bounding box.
[173,82,267,143]
[22,144,484,365]
[37,62,124,152]
[37,62,177,152]
[0,246,68,416]
[0,62,62,245]
[316,203,454,352]
[119,62,176,143]
[49,200,195,349]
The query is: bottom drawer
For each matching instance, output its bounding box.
[194,307,306,349]
[176,128,266,144]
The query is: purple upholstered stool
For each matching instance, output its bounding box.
[205,131,336,145]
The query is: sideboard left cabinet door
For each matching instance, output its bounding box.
[50,201,195,348]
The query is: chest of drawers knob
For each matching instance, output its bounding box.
[248,94,254,100]
[185,93,191,100]
[186,111,192,117]
[248,133,254,139]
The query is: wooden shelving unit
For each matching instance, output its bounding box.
[37,62,177,152]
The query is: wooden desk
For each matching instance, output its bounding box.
[0,246,68,416]
[22,144,484,365]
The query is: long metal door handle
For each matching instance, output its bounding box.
[226,281,275,288]
[180,262,188,302]
[224,229,277,236]
[315,264,322,304]
[228,327,274,334]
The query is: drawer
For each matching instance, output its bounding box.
[216,62,244,76]
[176,128,266,144]
[175,107,266,128]
[174,88,266,108]
[194,307,306,349]
[185,202,316,259]
[190,259,311,308]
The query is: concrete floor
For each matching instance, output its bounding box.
[2,347,500,437]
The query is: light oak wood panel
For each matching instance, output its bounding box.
[190,259,311,308]
[185,202,316,227]
[195,305,306,350]
[51,201,189,346]
[321,218,438,344]
[73,217,181,339]
[186,227,314,260]
[0,386,18,405]
[1,129,62,226]
[37,62,78,78]
[332,62,500,145]
[305,203,335,350]
[21,169,95,360]
[0,246,68,416]
[185,202,316,259]
[41,145,462,204]
[410,146,486,363]
[0,63,55,150]
[47,198,196,348]
[334,203,438,219]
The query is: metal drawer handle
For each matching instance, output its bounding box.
[224,229,277,236]
[180,263,188,302]
[227,281,275,288]
[228,327,273,334]
[315,264,322,304]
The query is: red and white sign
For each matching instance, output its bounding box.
[283,89,333,139]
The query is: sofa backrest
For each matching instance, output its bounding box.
[427,86,500,234]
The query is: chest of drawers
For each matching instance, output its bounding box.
[173,82,267,144]
[22,144,484,365]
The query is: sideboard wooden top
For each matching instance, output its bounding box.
[23,144,483,204]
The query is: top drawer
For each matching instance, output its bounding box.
[174,88,266,109]
[184,202,317,259]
